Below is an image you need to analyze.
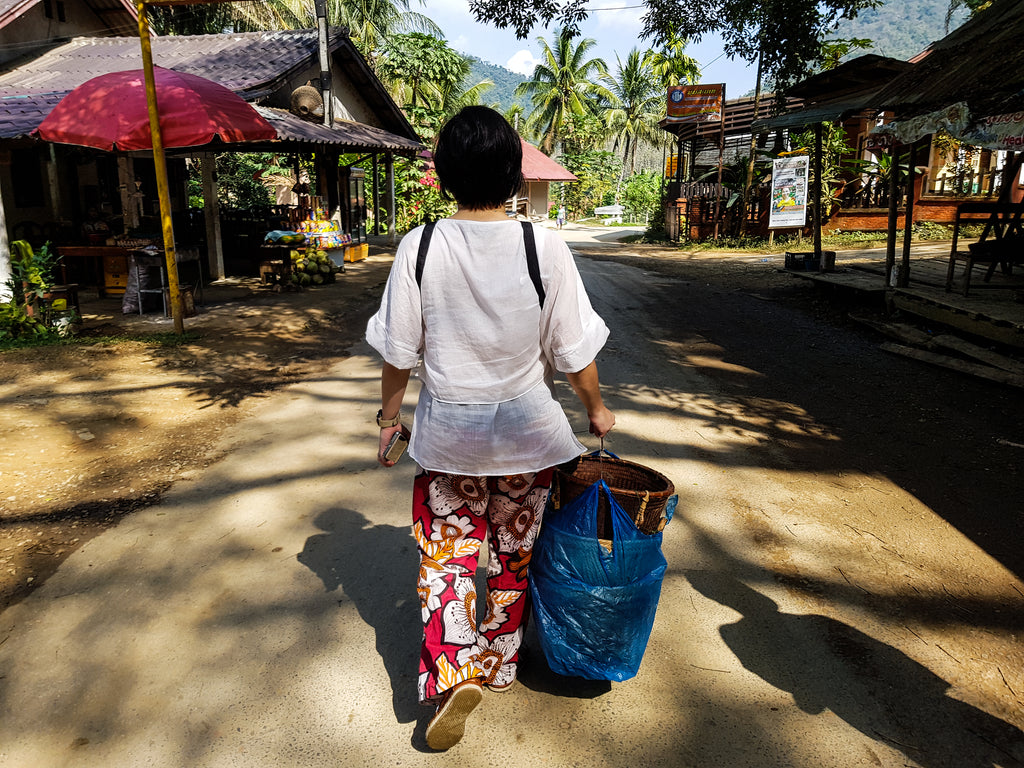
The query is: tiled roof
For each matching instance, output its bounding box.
[0,29,420,147]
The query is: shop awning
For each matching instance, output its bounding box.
[250,107,423,155]
[751,98,879,132]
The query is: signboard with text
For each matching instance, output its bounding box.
[769,156,810,229]
[665,84,724,123]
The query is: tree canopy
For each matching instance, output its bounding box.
[470,0,879,92]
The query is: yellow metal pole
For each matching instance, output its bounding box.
[136,0,184,334]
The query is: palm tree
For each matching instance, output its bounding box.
[643,33,701,89]
[601,49,663,177]
[230,0,441,55]
[514,30,613,154]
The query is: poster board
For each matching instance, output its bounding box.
[769,155,810,229]
[665,84,724,123]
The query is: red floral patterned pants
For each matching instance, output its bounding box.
[413,467,553,704]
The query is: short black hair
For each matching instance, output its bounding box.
[433,106,523,210]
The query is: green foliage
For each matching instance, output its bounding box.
[147,4,241,34]
[2,241,63,342]
[643,34,701,88]
[557,113,621,219]
[514,30,612,154]
[0,300,51,343]
[601,49,663,177]
[639,0,882,93]
[790,124,857,219]
[816,37,873,69]
[621,171,663,221]
[394,165,456,231]
[377,33,469,112]
[188,153,291,210]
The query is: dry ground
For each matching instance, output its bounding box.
[0,254,393,610]
[2,237,1021,620]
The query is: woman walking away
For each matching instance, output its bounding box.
[366,105,614,751]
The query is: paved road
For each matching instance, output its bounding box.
[1,235,1022,767]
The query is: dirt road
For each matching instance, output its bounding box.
[0,228,1022,765]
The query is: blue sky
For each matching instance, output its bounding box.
[421,0,760,97]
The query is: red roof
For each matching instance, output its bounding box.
[521,139,577,182]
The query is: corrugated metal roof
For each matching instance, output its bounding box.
[521,140,576,182]
[660,94,799,141]
[870,0,1024,119]
[250,107,422,154]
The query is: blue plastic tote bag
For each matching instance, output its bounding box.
[529,478,675,681]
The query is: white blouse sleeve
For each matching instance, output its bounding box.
[538,230,610,373]
[364,227,426,370]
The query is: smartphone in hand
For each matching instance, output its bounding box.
[384,430,409,463]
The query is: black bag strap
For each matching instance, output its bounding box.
[521,221,546,309]
[414,221,436,288]
[415,220,545,309]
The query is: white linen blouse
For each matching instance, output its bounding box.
[365,218,609,476]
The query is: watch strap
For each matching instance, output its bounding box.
[376,409,401,428]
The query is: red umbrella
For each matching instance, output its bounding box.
[35,66,276,151]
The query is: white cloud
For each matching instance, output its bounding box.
[590,0,645,36]
[506,49,541,76]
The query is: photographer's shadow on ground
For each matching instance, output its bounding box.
[297,508,421,724]
[687,570,1024,768]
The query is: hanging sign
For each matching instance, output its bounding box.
[769,155,810,229]
[665,84,724,123]
[962,111,1024,150]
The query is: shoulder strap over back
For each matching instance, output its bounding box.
[415,221,436,287]
[415,220,545,309]
[521,221,546,309]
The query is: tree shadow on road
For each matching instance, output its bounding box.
[297,507,422,724]
[687,570,1024,768]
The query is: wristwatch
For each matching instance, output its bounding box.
[376,409,401,428]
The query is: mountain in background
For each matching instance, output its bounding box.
[465,57,529,112]
[833,0,969,61]
[459,0,969,112]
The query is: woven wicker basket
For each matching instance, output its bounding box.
[555,453,675,535]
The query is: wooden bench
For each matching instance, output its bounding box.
[945,201,1024,296]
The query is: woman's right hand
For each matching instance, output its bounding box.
[588,406,615,438]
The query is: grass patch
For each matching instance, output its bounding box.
[1,331,200,353]
[635,221,986,252]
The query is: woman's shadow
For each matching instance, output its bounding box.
[297,507,422,724]
[687,571,1024,768]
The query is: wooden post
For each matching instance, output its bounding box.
[885,142,900,286]
[899,140,918,289]
[813,122,823,265]
[386,152,396,244]
[712,84,726,240]
[372,153,380,236]
[0,160,10,301]
[200,153,224,280]
[314,0,332,127]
